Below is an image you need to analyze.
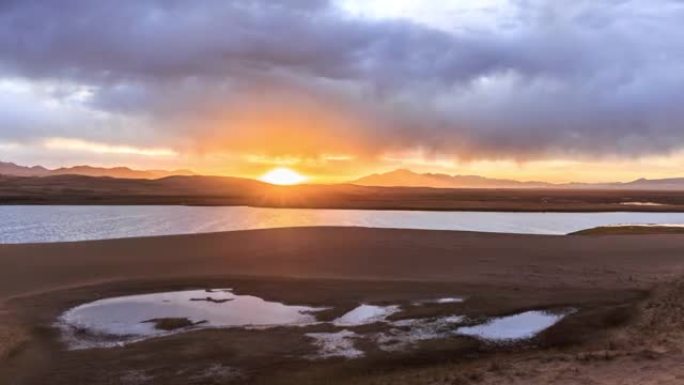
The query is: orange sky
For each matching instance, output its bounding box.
[3,1,684,184]
[6,135,684,184]
[3,95,684,184]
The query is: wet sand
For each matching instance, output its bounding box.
[2,227,684,384]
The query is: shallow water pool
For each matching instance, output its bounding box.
[58,289,326,349]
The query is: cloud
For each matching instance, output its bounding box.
[2,0,684,161]
[43,137,177,157]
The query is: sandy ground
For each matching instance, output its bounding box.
[2,227,684,384]
[572,225,684,235]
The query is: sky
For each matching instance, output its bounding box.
[2,0,684,183]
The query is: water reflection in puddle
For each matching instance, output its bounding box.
[333,304,400,326]
[413,297,465,305]
[58,289,326,349]
[457,311,568,341]
[309,310,568,357]
[377,315,466,351]
[306,330,364,359]
[58,290,572,356]
[619,202,666,207]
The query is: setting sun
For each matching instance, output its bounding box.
[259,167,308,185]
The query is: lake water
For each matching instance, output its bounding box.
[2,205,684,244]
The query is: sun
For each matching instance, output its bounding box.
[259,167,308,185]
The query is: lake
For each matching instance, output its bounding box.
[1,205,684,244]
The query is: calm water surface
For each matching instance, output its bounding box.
[2,205,684,243]
[58,289,325,349]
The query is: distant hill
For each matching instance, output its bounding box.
[5,160,684,190]
[618,177,684,190]
[352,168,684,190]
[351,169,550,188]
[0,161,51,177]
[0,174,269,205]
[0,161,193,179]
[2,173,684,210]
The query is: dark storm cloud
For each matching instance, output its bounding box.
[2,0,684,159]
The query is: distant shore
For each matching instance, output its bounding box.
[3,174,684,211]
[4,200,684,212]
[571,225,684,235]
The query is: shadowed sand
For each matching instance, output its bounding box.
[3,227,684,300]
[2,227,684,384]
[571,225,684,235]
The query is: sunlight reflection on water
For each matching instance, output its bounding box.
[58,289,325,349]
[2,205,684,243]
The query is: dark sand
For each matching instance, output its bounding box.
[2,227,684,384]
[3,227,684,298]
[572,225,684,235]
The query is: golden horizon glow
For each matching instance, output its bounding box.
[259,167,308,185]
[6,137,684,185]
[43,137,177,157]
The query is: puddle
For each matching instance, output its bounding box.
[308,310,567,357]
[413,297,465,306]
[620,202,666,206]
[435,297,464,304]
[333,304,401,326]
[57,289,572,356]
[377,315,466,351]
[605,223,684,228]
[456,311,567,341]
[58,289,326,349]
[306,330,364,359]
[375,310,568,351]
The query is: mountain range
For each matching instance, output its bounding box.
[2,172,683,210]
[3,160,684,190]
[351,168,684,190]
[0,161,193,179]
[351,169,551,188]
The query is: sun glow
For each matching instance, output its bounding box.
[259,167,308,185]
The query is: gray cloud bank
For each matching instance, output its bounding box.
[2,0,684,159]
